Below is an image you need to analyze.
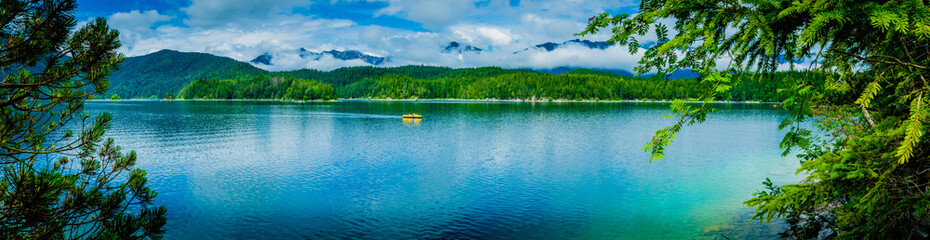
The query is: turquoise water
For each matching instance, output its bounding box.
[86,100,803,239]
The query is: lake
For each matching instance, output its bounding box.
[85,100,803,239]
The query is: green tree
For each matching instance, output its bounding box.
[110,94,121,100]
[178,76,336,101]
[0,0,166,238]
[580,0,930,238]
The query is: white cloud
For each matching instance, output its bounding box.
[182,0,314,28]
[449,25,515,46]
[102,0,653,73]
[776,57,821,72]
[112,14,357,59]
[107,10,172,50]
[374,0,474,29]
[109,10,172,34]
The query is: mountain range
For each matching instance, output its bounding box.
[251,48,389,66]
[514,39,613,54]
[442,42,483,54]
[249,39,615,69]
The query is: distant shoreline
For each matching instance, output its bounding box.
[89,98,780,104]
[339,98,779,104]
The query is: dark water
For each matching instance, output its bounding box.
[85,100,802,239]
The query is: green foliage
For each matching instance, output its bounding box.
[104,54,534,100]
[337,69,797,101]
[110,94,121,100]
[107,50,266,99]
[178,75,336,100]
[277,65,462,88]
[897,94,924,164]
[104,49,796,102]
[0,0,165,238]
[581,0,930,238]
[162,63,793,102]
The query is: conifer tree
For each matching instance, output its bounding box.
[1,0,166,238]
[580,0,930,238]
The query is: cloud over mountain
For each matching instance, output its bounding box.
[95,0,644,72]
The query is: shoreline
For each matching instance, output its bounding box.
[88,98,338,103]
[89,98,780,104]
[339,98,778,104]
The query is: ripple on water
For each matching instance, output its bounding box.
[83,101,802,239]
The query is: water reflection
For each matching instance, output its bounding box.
[84,100,801,239]
[402,117,421,126]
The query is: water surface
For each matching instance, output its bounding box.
[86,100,802,239]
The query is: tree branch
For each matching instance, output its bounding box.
[861,105,876,128]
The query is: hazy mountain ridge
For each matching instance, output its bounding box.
[249,39,614,70]
[515,39,613,54]
[249,48,389,66]
[443,42,483,54]
[250,53,273,65]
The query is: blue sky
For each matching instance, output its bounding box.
[75,0,648,71]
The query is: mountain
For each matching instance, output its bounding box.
[250,53,273,65]
[249,48,389,67]
[442,42,483,54]
[108,49,266,99]
[321,50,389,65]
[516,39,613,53]
[250,39,611,69]
[298,47,313,58]
[510,39,626,76]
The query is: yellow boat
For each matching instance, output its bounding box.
[402,113,422,119]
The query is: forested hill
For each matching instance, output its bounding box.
[105,49,539,99]
[108,50,266,99]
[107,50,536,99]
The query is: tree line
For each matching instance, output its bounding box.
[179,75,336,100]
[336,68,805,102]
[178,67,808,102]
